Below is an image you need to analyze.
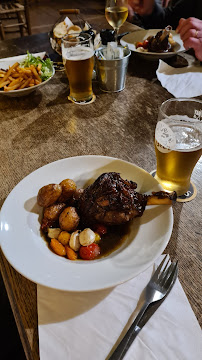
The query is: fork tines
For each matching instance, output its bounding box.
[152,254,178,285]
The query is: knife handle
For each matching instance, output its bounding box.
[108,302,149,360]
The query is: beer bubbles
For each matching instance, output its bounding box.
[155,99,202,196]
[61,33,95,104]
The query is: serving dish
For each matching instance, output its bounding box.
[0,52,55,97]
[120,29,185,60]
[0,155,173,291]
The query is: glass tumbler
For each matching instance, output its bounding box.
[61,33,94,104]
[154,98,202,196]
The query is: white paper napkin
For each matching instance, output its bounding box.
[156,54,202,98]
[37,256,202,360]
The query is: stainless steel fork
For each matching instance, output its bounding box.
[108,255,178,360]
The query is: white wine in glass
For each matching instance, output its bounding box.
[105,0,128,42]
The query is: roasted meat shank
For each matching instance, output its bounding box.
[148,26,172,53]
[78,172,176,226]
[38,172,176,231]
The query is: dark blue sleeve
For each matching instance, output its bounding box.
[139,0,196,30]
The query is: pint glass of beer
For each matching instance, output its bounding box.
[155,98,202,196]
[62,33,94,104]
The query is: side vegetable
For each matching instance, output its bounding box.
[37,178,104,261]
[20,51,53,81]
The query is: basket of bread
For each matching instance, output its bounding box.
[49,9,96,55]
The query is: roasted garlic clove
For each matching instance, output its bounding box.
[79,228,96,246]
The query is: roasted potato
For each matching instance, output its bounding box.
[58,179,77,202]
[43,203,66,221]
[58,231,71,245]
[37,184,62,207]
[59,206,80,232]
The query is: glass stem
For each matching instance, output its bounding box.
[114,28,119,43]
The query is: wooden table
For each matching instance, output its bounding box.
[0,16,201,360]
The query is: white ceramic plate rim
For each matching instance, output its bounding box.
[120,29,185,56]
[0,155,173,292]
[0,52,55,95]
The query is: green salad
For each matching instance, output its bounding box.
[20,51,53,81]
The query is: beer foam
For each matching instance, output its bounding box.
[155,120,176,151]
[156,117,202,152]
[62,46,94,61]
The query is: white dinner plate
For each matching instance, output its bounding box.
[0,52,55,97]
[120,29,185,60]
[0,156,173,291]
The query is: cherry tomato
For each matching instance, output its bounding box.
[94,224,107,235]
[136,41,144,48]
[79,243,101,260]
[142,40,149,49]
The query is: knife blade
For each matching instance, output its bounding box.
[107,294,169,360]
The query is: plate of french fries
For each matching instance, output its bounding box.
[0,52,55,97]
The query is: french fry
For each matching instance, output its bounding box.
[19,78,31,89]
[37,63,42,71]
[22,68,32,75]
[0,80,10,88]
[4,81,23,91]
[0,69,6,74]
[30,65,42,83]
[0,62,19,86]
[11,72,21,78]
[8,77,23,87]
[20,71,28,79]
[22,74,28,80]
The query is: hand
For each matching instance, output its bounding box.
[176,17,202,61]
[127,2,136,21]
[128,0,155,17]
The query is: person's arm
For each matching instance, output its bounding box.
[129,0,193,30]
[141,2,168,29]
[176,17,202,61]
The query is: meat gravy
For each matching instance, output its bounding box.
[97,224,129,258]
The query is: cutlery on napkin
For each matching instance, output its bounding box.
[108,256,178,360]
[156,53,202,98]
[37,255,202,360]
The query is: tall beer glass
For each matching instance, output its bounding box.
[155,98,202,196]
[62,33,94,104]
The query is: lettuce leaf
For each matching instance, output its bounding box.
[20,51,53,81]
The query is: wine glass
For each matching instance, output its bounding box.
[105,0,128,42]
